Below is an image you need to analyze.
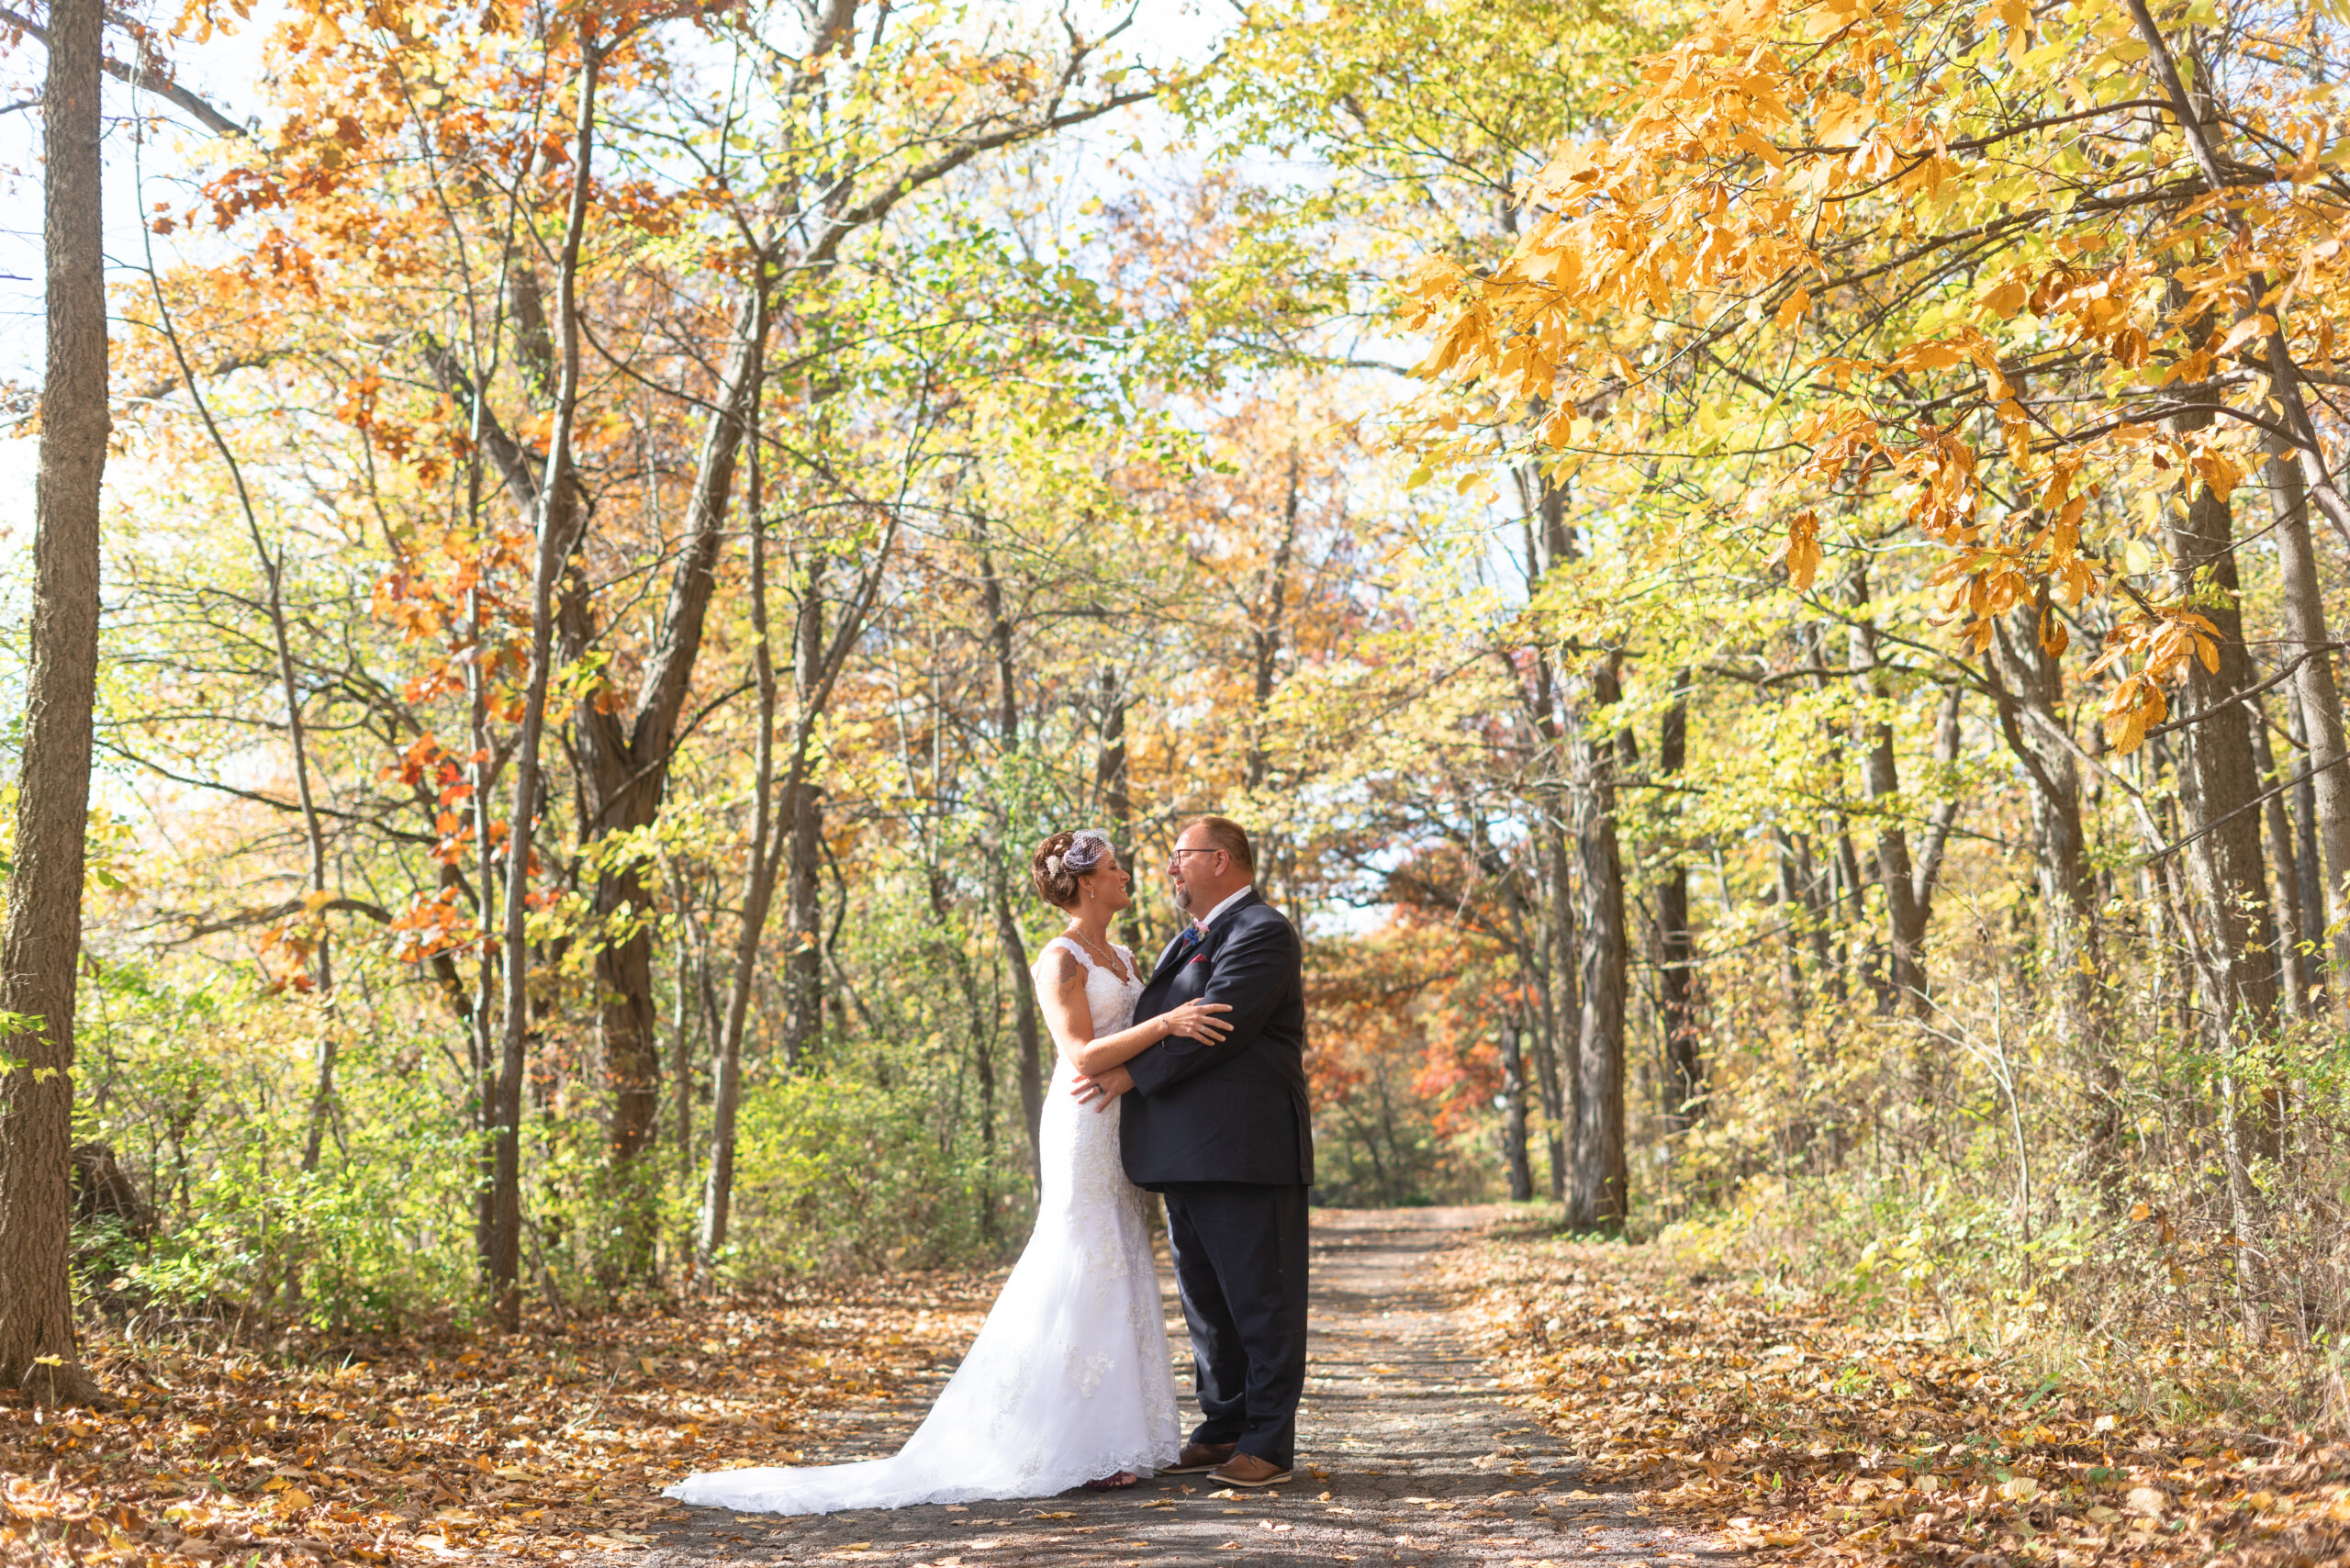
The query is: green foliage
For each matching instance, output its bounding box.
[718,1066,1003,1282]
[73,957,477,1329]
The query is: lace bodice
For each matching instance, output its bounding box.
[1043,934,1142,1036]
[663,931,1176,1514]
[1035,935,1144,1217]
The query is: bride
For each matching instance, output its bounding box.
[664,828,1233,1513]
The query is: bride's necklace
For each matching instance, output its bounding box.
[1064,924,1134,985]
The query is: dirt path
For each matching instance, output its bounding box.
[615,1206,1733,1568]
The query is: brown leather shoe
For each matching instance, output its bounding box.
[1208,1453,1292,1488]
[1164,1440,1237,1473]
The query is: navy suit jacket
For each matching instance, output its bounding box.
[1120,890,1314,1189]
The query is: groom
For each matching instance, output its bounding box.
[1069,815,1312,1489]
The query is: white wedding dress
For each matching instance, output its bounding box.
[665,936,1181,1513]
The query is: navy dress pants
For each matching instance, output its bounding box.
[1159,1181,1310,1469]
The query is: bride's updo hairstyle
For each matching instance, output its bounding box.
[1033,828,1114,909]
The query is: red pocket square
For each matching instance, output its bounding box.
[1188,953,1207,965]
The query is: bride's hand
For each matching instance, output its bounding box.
[1070,1064,1134,1111]
[1161,1000,1233,1043]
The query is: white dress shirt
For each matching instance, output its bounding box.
[1197,885,1257,934]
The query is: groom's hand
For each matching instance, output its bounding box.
[1069,1064,1135,1112]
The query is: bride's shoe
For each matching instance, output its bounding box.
[1081,1471,1140,1491]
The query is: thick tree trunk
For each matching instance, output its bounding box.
[1569,653,1628,1233]
[1095,667,1129,835]
[2163,400,2283,1215]
[0,0,107,1404]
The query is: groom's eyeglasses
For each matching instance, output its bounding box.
[1167,847,1220,865]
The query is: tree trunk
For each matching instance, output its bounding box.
[1247,442,1302,793]
[2163,398,2283,1202]
[2266,434,2350,984]
[1848,566,1930,1021]
[1497,1025,1534,1201]
[1095,666,1139,950]
[463,416,503,1285]
[2288,685,2328,1003]
[1528,478,1578,1203]
[0,0,107,1404]
[973,993,999,1244]
[1773,829,1808,1021]
[1652,676,1700,1131]
[1569,652,1628,1233]
[1988,599,2117,1176]
[977,529,1044,1173]
[567,296,767,1280]
[993,868,1045,1184]
[700,355,777,1262]
[671,916,695,1193]
[779,777,824,1071]
[1475,803,1539,1200]
[1793,834,1840,1001]
[490,41,600,1330]
[1537,819,1574,1203]
[779,549,827,1070]
[2252,711,2310,1017]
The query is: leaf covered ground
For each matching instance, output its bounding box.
[1446,1225,2350,1568]
[0,1268,1002,1566]
[17,1220,2350,1568]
